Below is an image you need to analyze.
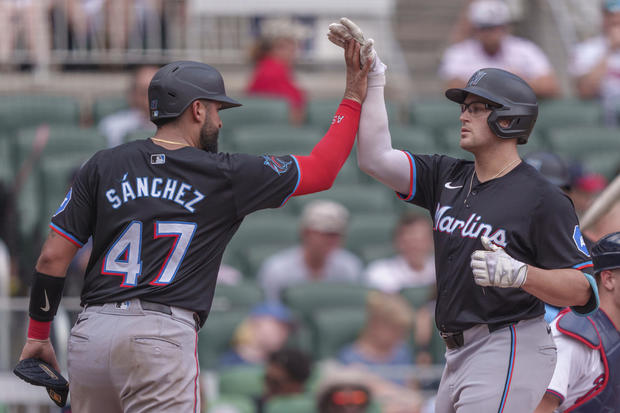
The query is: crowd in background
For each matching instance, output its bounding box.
[1,1,620,412]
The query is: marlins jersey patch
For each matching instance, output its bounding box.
[262,155,292,175]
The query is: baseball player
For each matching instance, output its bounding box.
[17,39,370,412]
[328,18,598,413]
[535,231,620,413]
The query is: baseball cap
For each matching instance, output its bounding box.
[300,200,349,234]
[604,0,620,13]
[469,0,511,28]
[250,302,294,324]
[574,173,607,193]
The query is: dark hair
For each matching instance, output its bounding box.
[268,348,312,383]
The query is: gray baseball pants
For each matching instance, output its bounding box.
[435,316,556,413]
[67,298,200,413]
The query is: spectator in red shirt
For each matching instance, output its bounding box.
[247,18,309,125]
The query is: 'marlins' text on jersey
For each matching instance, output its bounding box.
[105,174,205,212]
[434,202,507,247]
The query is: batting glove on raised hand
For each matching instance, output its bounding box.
[328,17,386,83]
[470,236,528,288]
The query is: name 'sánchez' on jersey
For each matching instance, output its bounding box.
[105,173,205,212]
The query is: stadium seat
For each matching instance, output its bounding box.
[410,99,461,134]
[439,127,474,161]
[0,95,81,133]
[346,213,397,254]
[332,157,366,186]
[124,128,154,143]
[390,125,443,154]
[197,310,247,369]
[309,307,366,359]
[91,96,129,124]
[0,134,14,184]
[219,96,289,127]
[400,285,434,310]
[242,244,290,279]
[208,394,255,413]
[218,365,264,397]
[227,212,299,260]
[211,282,264,313]
[582,151,619,179]
[534,99,602,133]
[281,282,370,323]
[306,98,399,131]
[228,124,321,156]
[429,327,446,364]
[547,126,620,159]
[265,395,315,413]
[358,243,395,264]
[290,184,395,215]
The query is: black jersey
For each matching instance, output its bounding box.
[51,140,299,320]
[399,152,593,332]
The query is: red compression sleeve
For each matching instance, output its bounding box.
[292,99,361,195]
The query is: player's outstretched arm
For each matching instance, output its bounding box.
[328,18,411,195]
[18,231,78,371]
[291,39,370,195]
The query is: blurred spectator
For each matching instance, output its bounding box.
[569,172,608,217]
[364,212,435,293]
[216,263,243,286]
[246,17,309,125]
[258,200,362,302]
[337,291,415,386]
[255,348,312,413]
[0,0,51,75]
[523,151,573,192]
[438,0,559,98]
[218,302,296,367]
[583,200,620,242]
[317,381,372,413]
[98,65,158,147]
[571,0,620,125]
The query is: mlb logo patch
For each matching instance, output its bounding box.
[151,154,166,165]
[150,99,158,110]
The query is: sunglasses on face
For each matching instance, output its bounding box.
[459,101,499,116]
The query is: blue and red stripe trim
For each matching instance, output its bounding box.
[396,150,416,201]
[193,331,200,413]
[279,155,301,207]
[573,261,593,270]
[49,223,84,248]
[498,325,516,413]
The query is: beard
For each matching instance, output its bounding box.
[199,119,220,153]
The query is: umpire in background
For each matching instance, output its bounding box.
[16,39,370,411]
[328,18,598,413]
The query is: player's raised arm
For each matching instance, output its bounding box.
[288,39,371,196]
[328,18,411,195]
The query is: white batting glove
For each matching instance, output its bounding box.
[327,17,386,84]
[470,236,528,288]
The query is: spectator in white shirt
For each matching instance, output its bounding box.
[439,0,559,98]
[364,211,435,293]
[571,0,620,126]
[98,65,158,147]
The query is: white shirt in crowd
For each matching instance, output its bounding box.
[258,246,362,302]
[98,109,155,148]
[545,317,604,412]
[364,255,435,293]
[438,35,553,82]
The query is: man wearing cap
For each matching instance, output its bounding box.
[571,0,620,125]
[535,231,620,412]
[439,0,559,98]
[16,39,370,412]
[258,200,362,302]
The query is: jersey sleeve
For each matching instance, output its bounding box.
[49,156,98,247]
[218,153,300,217]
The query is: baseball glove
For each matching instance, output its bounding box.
[14,358,69,407]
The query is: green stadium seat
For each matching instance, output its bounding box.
[290,184,394,215]
[332,157,366,186]
[281,282,370,323]
[208,394,255,413]
[410,100,461,133]
[229,124,321,156]
[346,213,397,254]
[310,307,366,359]
[306,98,399,131]
[242,244,289,279]
[0,134,14,184]
[439,127,474,161]
[582,152,619,179]
[429,327,446,364]
[0,95,80,133]
[227,212,299,260]
[124,128,154,143]
[211,282,264,313]
[547,126,620,159]
[534,99,602,133]
[198,310,247,369]
[390,125,443,154]
[219,96,289,127]
[218,365,264,397]
[358,243,395,264]
[265,395,315,413]
[92,96,129,124]
[400,285,434,310]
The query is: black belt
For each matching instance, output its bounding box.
[440,321,517,349]
[88,300,200,331]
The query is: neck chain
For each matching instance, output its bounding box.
[464,159,520,205]
[151,137,190,147]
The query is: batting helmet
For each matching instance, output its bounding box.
[445,68,538,144]
[523,151,571,189]
[591,231,620,275]
[148,61,241,123]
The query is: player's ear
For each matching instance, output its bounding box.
[189,100,204,123]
